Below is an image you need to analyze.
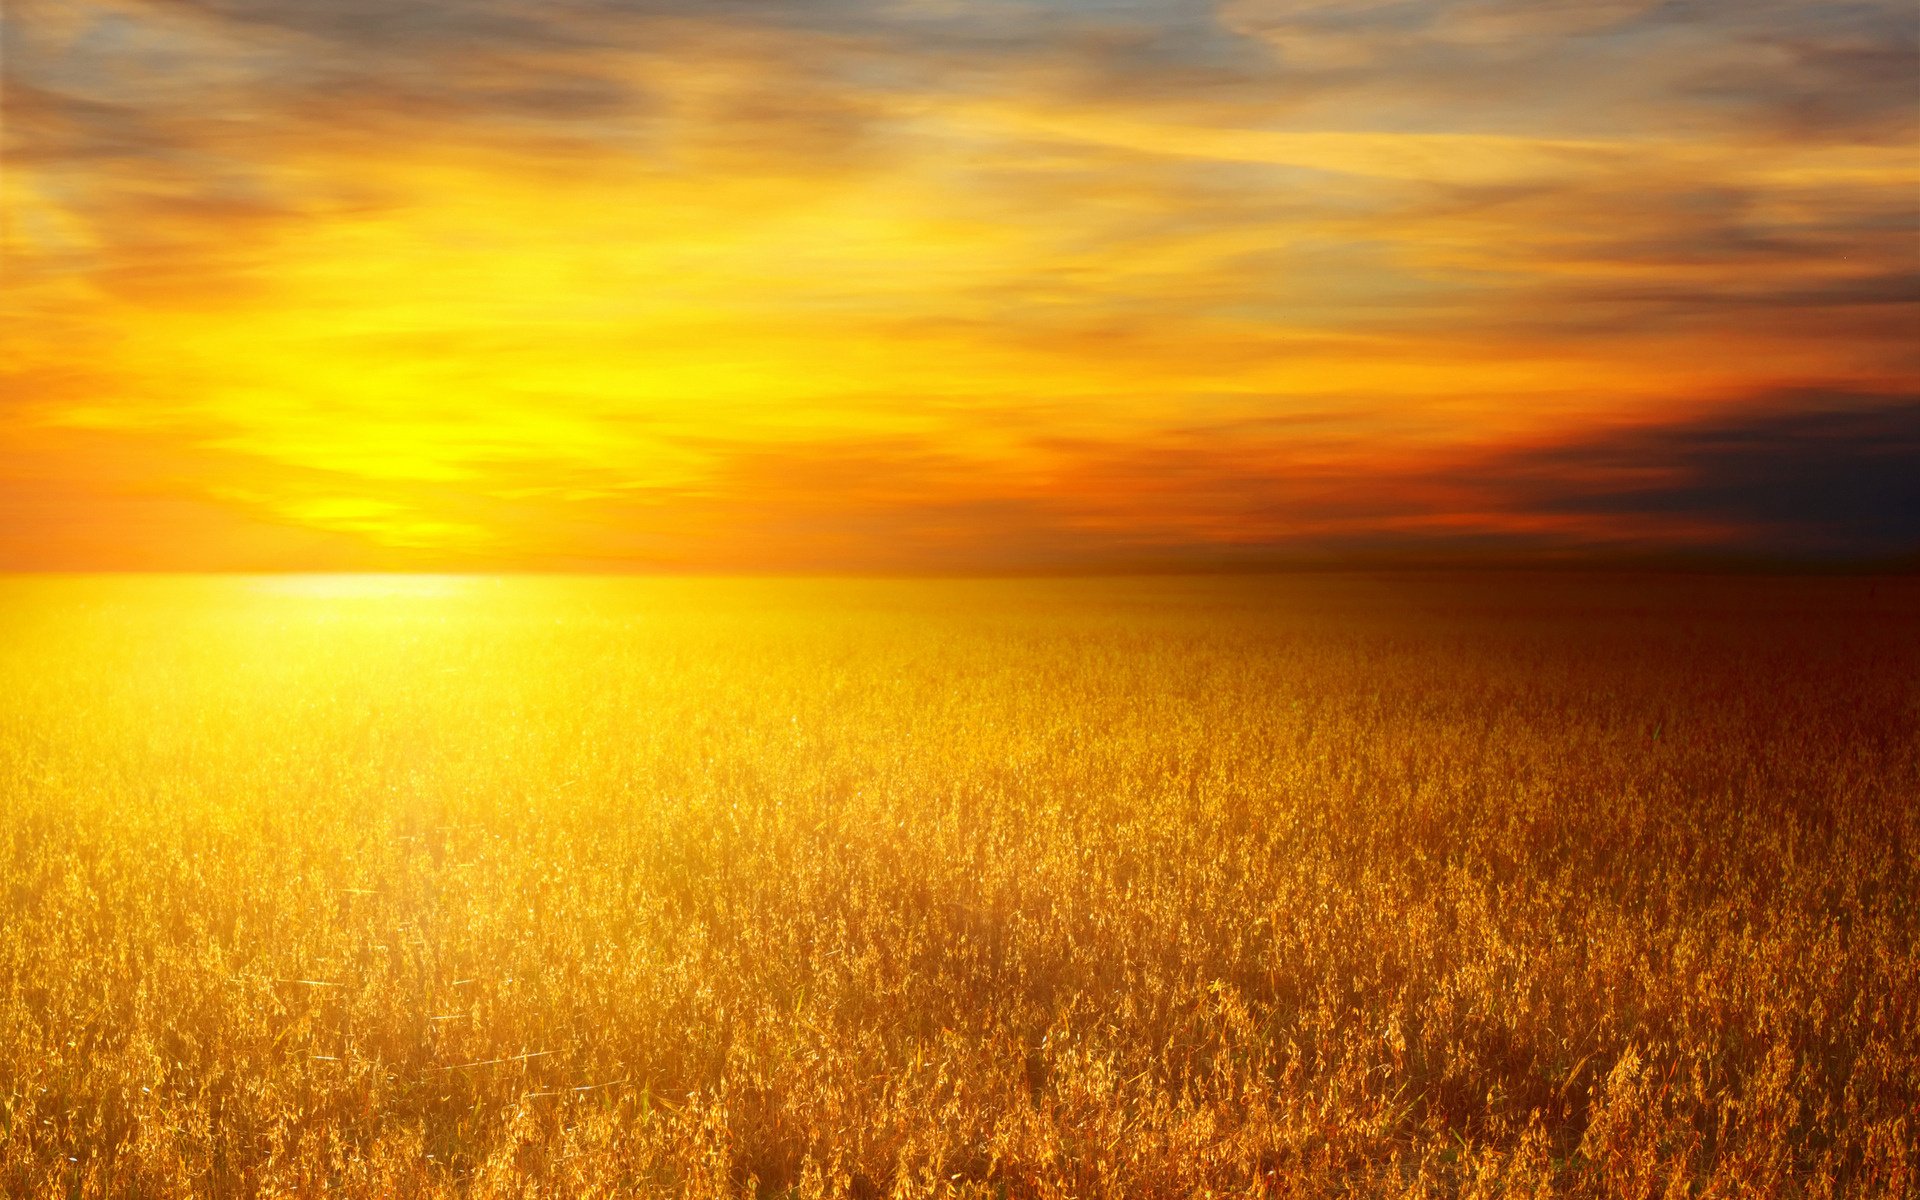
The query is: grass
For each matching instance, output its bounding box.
[1,572,1914,1197]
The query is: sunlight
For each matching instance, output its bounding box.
[244,573,481,600]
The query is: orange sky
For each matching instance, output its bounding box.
[3,0,1916,569]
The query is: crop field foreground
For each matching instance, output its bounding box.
[0,573,1915,1198]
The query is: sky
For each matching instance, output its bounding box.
[3,0,1917,570]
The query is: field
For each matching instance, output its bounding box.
[1,573,1915,1198]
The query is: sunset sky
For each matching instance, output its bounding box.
[4,0,1916,570]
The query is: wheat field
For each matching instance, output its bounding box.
[1,573,1914,1197]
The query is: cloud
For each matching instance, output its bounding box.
[1219,0,1664,69]
[1220,0,1919,145]
[2,0,1915,568]
[1473,390,1920,558]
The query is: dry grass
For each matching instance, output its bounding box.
[1,573,1914,1198]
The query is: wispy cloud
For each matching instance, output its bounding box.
[3,0,1915,567]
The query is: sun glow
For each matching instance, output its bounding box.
[244,574,483,601]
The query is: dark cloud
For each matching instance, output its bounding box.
[1369,172,1920,355]
[738,391,1920,567]
[1477,390,1920,559]
[1683,4,1920,142]
[1218,0,1919,147]
[15,0,1916,169]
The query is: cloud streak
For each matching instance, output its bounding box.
[2,0,1915,567]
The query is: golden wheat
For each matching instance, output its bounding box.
[1,573,1914,1197]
